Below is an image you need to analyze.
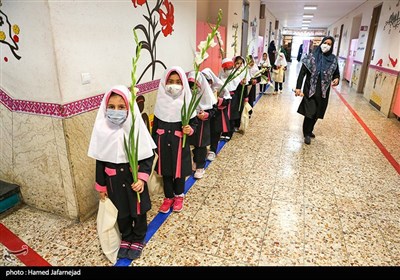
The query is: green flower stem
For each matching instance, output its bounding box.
[181,9,223,148]
[124,29,142,213]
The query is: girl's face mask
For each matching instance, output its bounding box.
[106,109,127,125]
[320,43,331,53]
[165,84,183,98]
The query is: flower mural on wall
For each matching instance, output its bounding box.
[131,0,174,83]
[0,5,21,61]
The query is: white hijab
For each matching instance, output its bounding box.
[154,66,196,122]
[201,68,231,99]
[187,71,217,111]
[218,68,241,91]
[88,85,156,164]
[275,52,288,67]
[249,62,260,78]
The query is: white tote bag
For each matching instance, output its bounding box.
[239,102,253,133]
[147,152,164,195]
[96,198,121,264]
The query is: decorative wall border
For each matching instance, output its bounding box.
[368,64,400,76]
[0,79,160,118]
[352,60,399,76]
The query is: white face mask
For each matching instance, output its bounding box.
[165,84,183,98]
[106,109,127,125]
[221,69,232,79]
[320,43,331,53]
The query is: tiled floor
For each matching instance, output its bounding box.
[1,60,400,267]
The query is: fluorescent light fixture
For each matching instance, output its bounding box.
[303,14,314,18]
[302,19,312,23]
[304,6,317,10]
[301,27,309,30]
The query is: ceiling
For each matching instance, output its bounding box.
[260,0,367,30]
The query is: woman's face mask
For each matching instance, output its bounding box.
[106,109,127,125]
[320,43,331,53]
[165,84,183,98]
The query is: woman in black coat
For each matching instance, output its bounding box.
[268,40,277,68]
[294,36,340,145]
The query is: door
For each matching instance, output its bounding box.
[344,38,358,82]
[196,22,226,75]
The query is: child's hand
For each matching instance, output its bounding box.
[182,125,192,135]
[132,179,145,193]
[197,110,205,120]
[99,191,107,201]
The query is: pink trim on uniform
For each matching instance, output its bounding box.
[174,130,183,178]
[221,109,228,133]
[218,97,224,107]
[199,121,204,146]
[95,183,107,192]
[227,102,231,120]
[138,172,149,182]
[156,128,165,175]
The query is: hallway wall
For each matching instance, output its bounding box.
[0,1,252,220]
[328,0,400,118]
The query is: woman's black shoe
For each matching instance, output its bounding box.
[304,136,311,145]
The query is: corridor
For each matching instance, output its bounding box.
[1,60,399,268]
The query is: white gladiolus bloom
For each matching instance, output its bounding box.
[197,40,208,51]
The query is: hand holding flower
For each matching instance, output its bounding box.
[131,179,145,193]
[182,125,192,135]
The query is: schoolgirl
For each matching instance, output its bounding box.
[88,85,156,260]
[152,66,198,213]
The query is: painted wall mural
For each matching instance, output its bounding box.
[383,0,400,34]
[132,0,174,83]
[0,5,21,61]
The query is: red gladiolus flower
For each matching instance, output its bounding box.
[158,0,174,37]
[131,0,147,8]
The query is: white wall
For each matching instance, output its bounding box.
[1,1,61,104]
[1,0,197,104]
[248,0,261,59]
[371,1,400,71]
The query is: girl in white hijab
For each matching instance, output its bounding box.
[201,67,231,161]
[88,85,156,261]
[222,55,250,140]
[272,51,288,94]
[152,66,197,214]
[187,71,217,179]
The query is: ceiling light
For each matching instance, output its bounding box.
[303,14,314,18]
[304,6,317,10]
[302,19,312,23]
[301,27,309,30]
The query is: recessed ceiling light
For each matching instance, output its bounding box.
[303,14,314,18]
[304,6,317,10]
[301,27,309,30]
[302,19,312,23]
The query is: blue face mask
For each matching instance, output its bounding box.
[106,109,127,125]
